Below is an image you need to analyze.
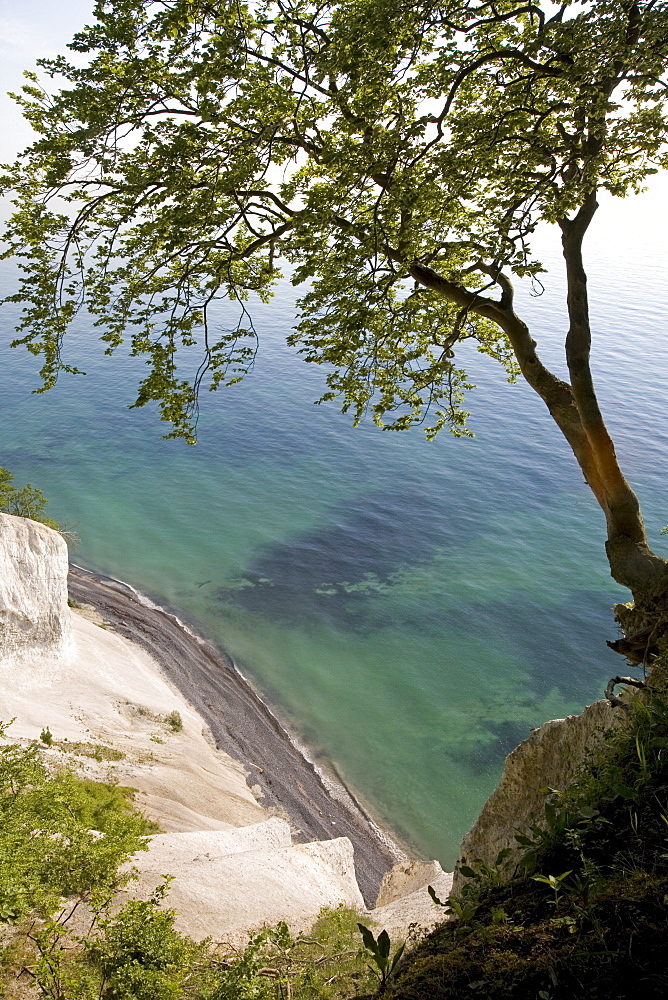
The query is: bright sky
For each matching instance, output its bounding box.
[0,0,96,158]
[0,0,666,247]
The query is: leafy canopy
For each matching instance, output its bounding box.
[2,0,667,441]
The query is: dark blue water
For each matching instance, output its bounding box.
[1,192,666,865]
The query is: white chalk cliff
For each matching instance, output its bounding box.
[0,513,447,942]
[0,514,71,665]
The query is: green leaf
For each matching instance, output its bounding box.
[613,785,637,800]
[389,942,405,974]
[494,848,513,866]
[377,929,391,961]
[427,884,446,907]
[357,923,378,956]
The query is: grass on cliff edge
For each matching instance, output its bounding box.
[382,659,668,1000]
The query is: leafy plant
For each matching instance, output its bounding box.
[209,907,374,1000]
[28,882,202,1000]
[531,871,573,909]
[90,882,201,1000]
[0,720,153,921]
[514,792,609,871]
[428,849,515,926]
[40,727,53,747]
[357,923,404,992]
[457,849,515,889]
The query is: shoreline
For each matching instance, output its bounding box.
[67,563,407,905]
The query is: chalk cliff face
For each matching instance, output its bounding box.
[452,698,618,894]
[0,513,71,665]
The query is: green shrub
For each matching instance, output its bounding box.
[28,882,203,1000]
[209,907,375,1000]
[28,902,374,1000]
[0,467,59,529]
[0,721,153,922]
[164,711,183,733]
[54,740,126,763]
[91,884,201,1000]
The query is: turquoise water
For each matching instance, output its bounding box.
[1,204,667,865]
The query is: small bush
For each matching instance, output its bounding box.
[0,720,154,922]
[29,882,204,1000]
[92,884,202,1000]
[209,907,375,1000]
[164,710,183,733]
[0,467,58,529]
[55,739,125,762]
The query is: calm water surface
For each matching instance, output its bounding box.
[1,199,666,866]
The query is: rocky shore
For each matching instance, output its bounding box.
[67,563,404,905]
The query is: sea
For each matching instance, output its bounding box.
[0,184,666,868]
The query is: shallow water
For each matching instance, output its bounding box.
[1,196,666,865]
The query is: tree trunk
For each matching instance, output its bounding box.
[558,195,668,601]
[410,206,668,606]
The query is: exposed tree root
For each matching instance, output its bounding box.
[604,675,646,712]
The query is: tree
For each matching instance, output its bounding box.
[2,1,668,645]
[0,465,60,529]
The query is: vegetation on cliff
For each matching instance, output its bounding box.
[0,468,59,532]
[0,723,376,999]
[0,721,155,926]
[6,674,668,1000]
[382,665,668,999]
